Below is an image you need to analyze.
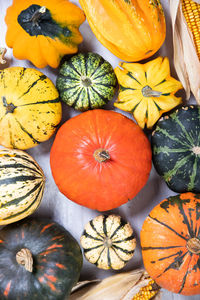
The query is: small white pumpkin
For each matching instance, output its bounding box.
[80,215,136,270]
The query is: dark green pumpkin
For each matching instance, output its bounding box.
[152,105,200,193]
[0,218,82,300]
[56,52,117,111]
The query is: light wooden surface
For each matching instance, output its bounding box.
[0,0,199,299]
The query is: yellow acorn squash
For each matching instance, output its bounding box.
[0,67,62,150]
[79,0,166,62]
[115,57,183,128]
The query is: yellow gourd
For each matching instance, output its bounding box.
[5,0,85,68]
[115,57,183,129]
[79,0,166,62]
[0,67,62,150]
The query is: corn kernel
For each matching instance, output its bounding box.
[132,280,160,300]
[181,0,200,59]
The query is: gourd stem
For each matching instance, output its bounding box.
[142,85,162,97]
[0,47,7,64]
[93,148,110,163]
[81,76,92,87]
[16,248,33,273]
[104,237,112,248]
[192,146,200,155]
[2,96,16,114]
[187,237,200,254]
[30,6,46,24]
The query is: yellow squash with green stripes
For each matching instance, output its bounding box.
[0,67,62,150]
[0,148,45,225]
[114,57,183,129]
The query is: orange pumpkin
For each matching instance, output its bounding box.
[141,193,200,296]
[50,110,151,211]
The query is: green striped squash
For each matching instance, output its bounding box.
[141,193,200,295]
[56,52,117,111]
[0,148,45,225]
[152,105,200,193]
[80,215,136,270]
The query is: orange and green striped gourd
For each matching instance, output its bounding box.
[141,192,200,295]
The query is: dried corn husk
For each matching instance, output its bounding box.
[69,269,161,300]
[169,0,200,104]
[0,48,7,65]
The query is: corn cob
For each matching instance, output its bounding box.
[181,0,200,59]
[132,280,160,300]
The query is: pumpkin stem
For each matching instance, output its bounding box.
[30,6,46,24]
[16,248,33,272]
[93,148,110,163]
[187,237,200,254]
[142,85,162,97]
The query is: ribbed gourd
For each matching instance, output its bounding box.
[56,52,117,111]
[80,215,136,270]
[114,57,183,129]
[181,0,200,59]
[5,0,85,68]
[141,192,200,295]
[0,148,45,225]
[0,67,62,150]
[152,106,200,193]
[79,0,166,62]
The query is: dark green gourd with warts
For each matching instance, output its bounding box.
[56,52,117,111]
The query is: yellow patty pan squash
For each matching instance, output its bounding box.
[115,57,183,128]
[79,0,166,62]
[0,67,62,150]
[5,0,85,68]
